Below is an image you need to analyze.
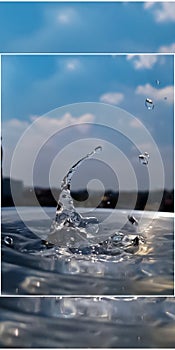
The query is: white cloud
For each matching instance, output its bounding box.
[67,62,76,71]
[6,57,83,117]
[136,142,153,152]
[135,84,174,104]
[2,112,95,185]
[10,7,80,51]
[30,112,94,131]
[99,92,124,105]
[56,8,77,24]
[5,118,29,130]
[144,2,175,22]
[65,59,80,71]
[2,119,30,150]
[159,43,175,53]
[32,112,94,135]
[143,2,154,10]
[126,55,158,70]
[129,118,143,129]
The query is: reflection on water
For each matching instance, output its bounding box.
[1,207,174,295]
[0,297,175,348]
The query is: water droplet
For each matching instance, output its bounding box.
[145,98,154,110]
[4,236,13,246]
[139,152,150,165]
[144,151,149,158]
[112,232,124,243]
[139,155,147,165]
[95,146,102,153]
[156,79,160,85]
[128,215,138,225]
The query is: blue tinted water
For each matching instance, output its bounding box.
[1,207,174,295]
[0,297,175,348]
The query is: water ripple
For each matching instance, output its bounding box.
[1,207,174,295]
[0,297,175,348]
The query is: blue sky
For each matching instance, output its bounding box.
[2,54,173,191]
[0,2,174,193]
[0,2,175,52]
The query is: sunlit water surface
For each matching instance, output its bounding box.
[1,207,174,295]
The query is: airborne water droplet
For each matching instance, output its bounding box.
[145,98,154,110]
[156,80,160,86]
[128,215,138,226]
[139,152,150,165]
[95,146,102,153]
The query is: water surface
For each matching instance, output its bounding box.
[1,207,174,295]
[0,297,175,348]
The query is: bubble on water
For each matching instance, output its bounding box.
[112,232,124,244]
[145,98,154,110]
[106,231,141,255]
[4,236,13,246]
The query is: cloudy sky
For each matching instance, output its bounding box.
[0,2,175,52]
[0,1,174,194]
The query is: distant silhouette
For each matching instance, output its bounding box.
[1,139,174,212]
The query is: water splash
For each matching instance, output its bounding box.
[50,147,102,240]
[139,152,150,165]
[48,146,144,254]
[145,98,154,110]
